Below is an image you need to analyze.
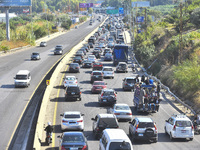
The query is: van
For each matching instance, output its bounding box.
[14,70,31,87]
[99,129,133,150]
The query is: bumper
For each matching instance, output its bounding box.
[116,69,127,72]
[65,95,81,100]
[172,132,194,139]
[99,99,116,105]
[15,82,28,87]
[115,115,132,120]
[103,74,114,78]
[134,133,158,141]
[92,88,103,93]
[93,67,102,70]
[69,69,79,72]
[61,123,84,131]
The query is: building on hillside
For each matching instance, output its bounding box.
[0,13,17,23]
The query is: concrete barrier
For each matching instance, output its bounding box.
[33,18,107,150]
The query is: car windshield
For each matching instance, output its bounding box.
[115,105,130,110]
[55,47,62,50]
[94,82,105,85]
[126,79,135,83]
[63,134,85,143]
[138,122,154,128]
[103,68,113,71]
[64,114,80,118]
[94,63,101,66]
[99,118,118,127]
[74,56,81,59]
[93,72,102,75]
[16,75,28,80]
[119,64,126,67]
[66,77,75,80]
[88,56,95,58]
[109,142,131,150]
[70,64,78,67]
[32,53,39,55]
[103,91,115,96]
[175,121,191,127]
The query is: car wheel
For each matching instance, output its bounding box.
[170,133,173,141]
[190,138,193,141]
[153,139,158,143]
[79,98,81,101]
[112,77,114,79]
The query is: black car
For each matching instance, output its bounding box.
[78,48,86,55]
[65,85,81,101]
[58,132,88,150]
[88,42,94,48]
[82,61,93,68]
[73,56,83,64]
[69,63,80,73]
[98,89,117,106]
[54,47,63,55]
[92,50,101,59]
[75,51,84,59]
[91,71,103,83]
[91,114,119,139]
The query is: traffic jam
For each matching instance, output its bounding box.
[50,15,199,150]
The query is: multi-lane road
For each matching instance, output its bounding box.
[43,32,200,150]
[0,16,103,150]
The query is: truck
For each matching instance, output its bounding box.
[133,84,161,113]
[113,44,128,66]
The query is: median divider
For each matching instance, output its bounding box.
[33,18,107,150]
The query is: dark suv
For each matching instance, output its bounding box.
[91,114,119,139]
[69,63,80,73]
[129,117,158,143]
[91,71,103,83]
[65,85,81,101]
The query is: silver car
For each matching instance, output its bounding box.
[60,111,84,131]
[31,52,40,60]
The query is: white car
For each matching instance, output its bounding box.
[165,114,194,141]
[60,111,84,131]
[102,67,114,79]
[63,76,77,88]
[87,55,96,62]
[110,103,132,121]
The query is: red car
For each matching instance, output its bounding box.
[91,81,107,94]
[93,62,103,71]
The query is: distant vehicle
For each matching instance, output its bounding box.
[91,114,119,139]
[122,77,135,91]
[91,81,107,94]
[75,25,78,29]
[89,22,92,25]
[75,51,84,59]
[116,62,128,73]
[88,37,95,44]
[58,132,88,150]
[78,48,86,55]
[63,76,77,88]
[110,103,132,121]
[60,111,84,131]
[54,45,63,55]
[103,48,112,56]
[88,42,94,48]
[165,114,194,141]
[69,63,80,73]
[93,62,103,71]
[98,89,117,106]
[107,41,115,48]
[65,85,81,101]
[104,52,113,61]
[87,55,96,63]
[102,67,114,79]
[91,71,103,83]
[31,52,40,60]
[40,41,47,47]
[73,56,83,64]
[129,117,158,143]
[14,70,31,88]
[113,44,128,66]
[82,61,93,68]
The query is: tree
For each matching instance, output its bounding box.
[88,8,93,14]
[190,7,200,28]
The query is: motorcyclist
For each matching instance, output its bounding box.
[45,122,53,142]
[132,63,136,72]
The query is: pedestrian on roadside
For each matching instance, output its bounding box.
[149,77,154,85]
[141,75,145,83]
[145,77,150,85]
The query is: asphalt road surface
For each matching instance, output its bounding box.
[50,39,200,150]
[0,15,103,150]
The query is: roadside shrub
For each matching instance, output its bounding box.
[61,19,72,30]
[190,7,200,28]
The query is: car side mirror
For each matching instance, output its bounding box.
[81,114,84,116]
[60,114,63,116]
[57,135,61,138]
[91,118,95,121]
[165,120,168,122]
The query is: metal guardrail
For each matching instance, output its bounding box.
[127,30,196,115]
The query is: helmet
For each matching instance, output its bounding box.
[48,122,51,125]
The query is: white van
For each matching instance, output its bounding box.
[14,70,31,87]
[99,129,133,150]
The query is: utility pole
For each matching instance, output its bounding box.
[5,7,10,41]
[179,3,183,64]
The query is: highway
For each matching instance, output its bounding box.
[0,16,103,150]
[44,32,200,150]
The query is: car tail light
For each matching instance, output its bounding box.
[125,83,128,85]
[101,93,104,97]
[64,81,66,84]
[154,124,158,133]
[77,120,83,122]
[61,146,66,150]
[114,113,120,115]
[192,125,194,130]
[76,81,78,83]
[126,113,132,115]
[76,67,78,69]
[135,124,139,133]
[82,145,87,150]
[173,125,176,131]
[62,120,68,123]
[80,92,82,94]
[114,93,117,97]
[96,127,99,131]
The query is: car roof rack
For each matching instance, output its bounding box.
[172,113,186,118]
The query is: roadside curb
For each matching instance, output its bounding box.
[33,18,106,150]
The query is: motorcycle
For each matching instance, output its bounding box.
[193,121,200,134]
[131,65,135,72]
[45,131,52,145]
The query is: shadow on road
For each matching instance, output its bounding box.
[1,84,15,88]
[84,101,100,107]
[80,80,91,84]
[50,97,66,102]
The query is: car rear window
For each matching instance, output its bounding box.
[67,87,80,92]
[16,75,28,80]
[94,82,105,85]
[115,105,130,110]
[126,79,135,83]
[64,114,80,118]
[103,91,114,96]
[99,118,118,127]
[70,64,78,67]
[119,64,127,67]
[175,121,191,127]
[74,56,81,59]
[66,77,75,80]
[138,122,154,128]
[63,134,85,143]
[103,68,113,71]
[93,72,102,75]
[55,47,62,50]
[109,142,131,150]
[94,63,102,66]
[32,53,39,55]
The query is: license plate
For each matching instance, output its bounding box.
[120,112,126,115]
[70,148,78,150]
[138,133,143,136]
[181,130,186,133]
[71,92,75,95]
[69,122,76,124]
[95,76,99,78]
[103,99,107,102]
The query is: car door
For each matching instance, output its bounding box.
[166,118,173,133]
[129,119,136,135]
[93,116,98,132]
